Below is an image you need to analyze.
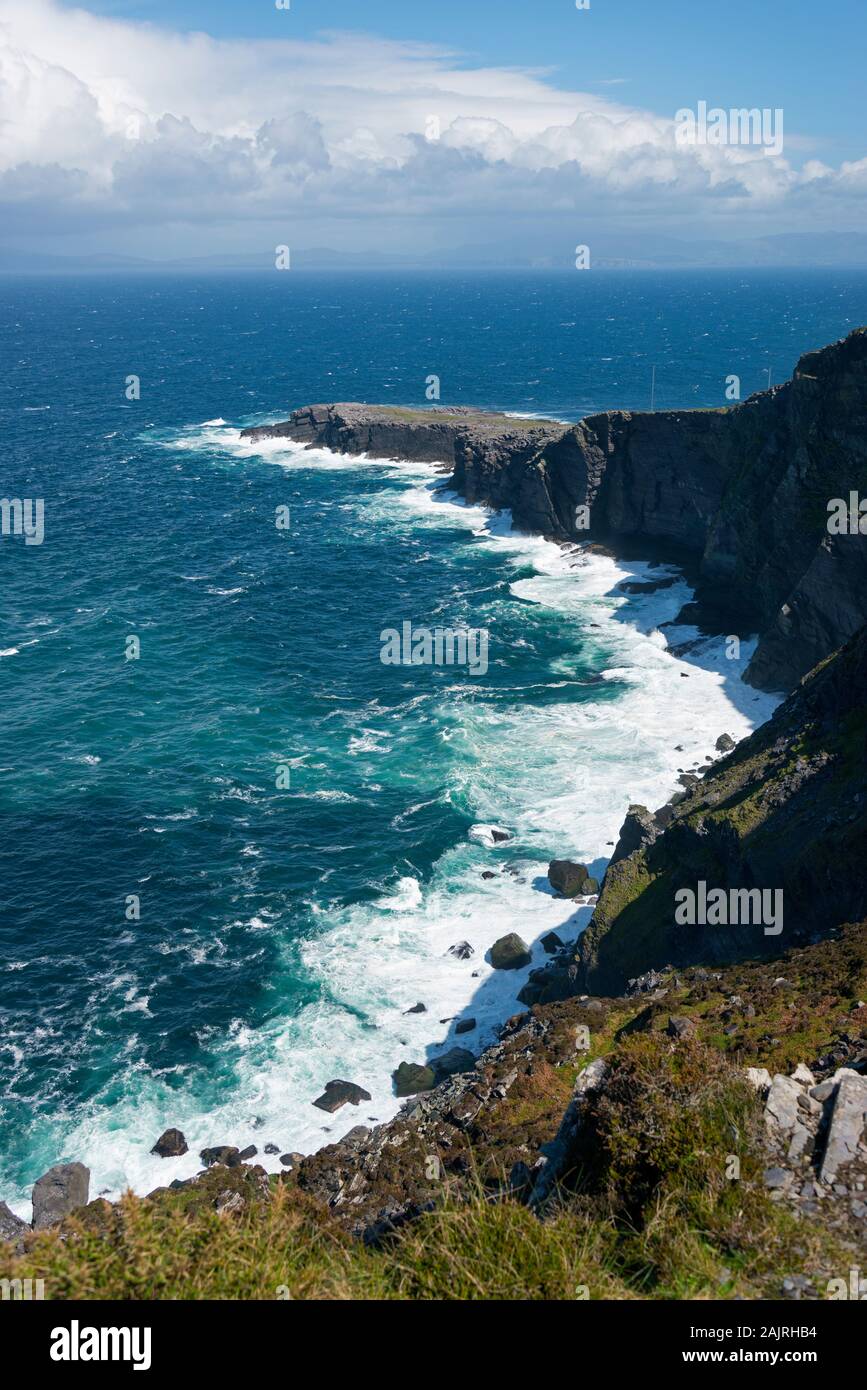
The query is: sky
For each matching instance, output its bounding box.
[1,0,866,265]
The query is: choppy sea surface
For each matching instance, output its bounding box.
[2,269,866,1213]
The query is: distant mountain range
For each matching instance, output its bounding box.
[3,232,867,273]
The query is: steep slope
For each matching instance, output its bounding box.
[572,626,867,995]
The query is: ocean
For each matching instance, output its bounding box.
[2,268,867,1213]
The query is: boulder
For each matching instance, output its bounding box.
[541,931,564,954]
[31,1162,90,1230]
[791,1063,816,1086]
[312,1080,372,1113]
[490,933,531,970]
[150,1128,188,1158]
[787,1123,814,1164]
[819,1070,867,1185]
[199,1146,241,1169]
[455,1018,476,1035]
[745,1067,773,1092]
[666,1015,696,1040]
[279,1152,304,1169]
[810,1080,836,1104]
[393,1062,437,1097]
[263,1143,280,1155]
[238,1145,258,1162]
[764,1075,803,1138]
[340,1126,370,1146]
[715,733,736,753]
[490,829,511,843]
[404,1002,426,1014]
[583,877,600,896]
[547,860,590,897]
[433,1048,475,1079]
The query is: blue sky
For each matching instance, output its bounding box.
[71,0,867,161]
[1,0,865,265]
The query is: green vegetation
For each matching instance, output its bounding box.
[4,924,862,1301]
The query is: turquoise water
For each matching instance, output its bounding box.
[1,269,865,1210]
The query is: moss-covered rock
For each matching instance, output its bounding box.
[490,933,532,970]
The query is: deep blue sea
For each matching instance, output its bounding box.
[2,269,866,1211]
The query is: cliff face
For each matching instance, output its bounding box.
[244,329,867,693]
[456,329,867,689]
[572,626,867,995]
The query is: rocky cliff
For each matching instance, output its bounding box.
[541,624,867,996]
[243,329,867,693]
[242,402,562,471]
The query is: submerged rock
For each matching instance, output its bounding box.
[32,1162,90,1230]
[447,941,474,960]
[151,1128,188,1158]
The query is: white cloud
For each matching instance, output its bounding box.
[0,0,864,253]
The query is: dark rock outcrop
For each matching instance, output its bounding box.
[151,1128,188,1158]
[312,1080,372,1113]
[432,1047,475,1078]
[31,1163,90,1230]
[199,1146,241,1169]
[608,805,662,866]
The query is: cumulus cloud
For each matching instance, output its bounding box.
[0,0,863,255]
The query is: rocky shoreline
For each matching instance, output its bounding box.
[5,924,865,1295]
[242,328,867,693]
